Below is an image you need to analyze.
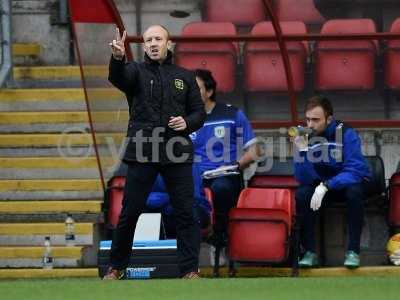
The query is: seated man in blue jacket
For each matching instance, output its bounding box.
[293,95,372,269]
[146,165,211,239]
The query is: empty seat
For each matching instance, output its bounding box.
[385,18,400,90]
[228,188,298,275]
[275,0,325,26]
[175,22,238,93]
[249,157,299,189]
[244,21,309,92]
[204,0,267,27]
[314,19,378,90]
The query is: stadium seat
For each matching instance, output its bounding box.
[384,18,400,90]
[203,0,267,27]
[389,161,400,230]
[244,21,309,92]
[314,19,378,91]
[104,173,126,235]
[274,0,325,27]
[175,22,238,93]
[248,157,299,189]
[228,187,298,276]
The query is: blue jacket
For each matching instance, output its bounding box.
[294,120,372,190]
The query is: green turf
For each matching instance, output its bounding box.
[0,277,399,300]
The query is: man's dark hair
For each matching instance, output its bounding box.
[305,95,333,117]
[194,69,217,101]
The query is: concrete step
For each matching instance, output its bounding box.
[0,179,103,200]
[0,179,102,191]
[12,43,41,66]
[0,111,128,133]
[0,133,123,147]
[12,43,41,57]
[0,88,125,111]
[0,268,98,279]
[0,157,117,179]
[0,200,103,223]
[0,200,102,214]
[0,223,94,246]
[13,66,108,80]
[0,246,84,267]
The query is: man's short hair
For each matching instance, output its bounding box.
[194,69,217,101]
[305,95,333,117]
[143,25,170,40]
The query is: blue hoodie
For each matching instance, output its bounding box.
[294,120,372,190]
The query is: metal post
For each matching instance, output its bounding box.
[0,0,13,87]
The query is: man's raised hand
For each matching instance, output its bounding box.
[109,28,126,60]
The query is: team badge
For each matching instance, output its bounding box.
[189,132,197,141]
[174,79,184,90]
[214,126,225,138]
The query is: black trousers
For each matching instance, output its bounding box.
[204,174,242,236]
[110,162,200,276]
[296,182,366,254]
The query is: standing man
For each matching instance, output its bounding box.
[293,95,371,269]
[193,69,259,266]
[104,25,206,279]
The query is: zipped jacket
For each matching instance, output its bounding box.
[109,51,206,163]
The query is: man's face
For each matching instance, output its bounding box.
[196,77,213,104]
[305,106,332,135]
[196,77,208,104]
[143,26,170,62]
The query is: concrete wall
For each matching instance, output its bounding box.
[12,0,71,65]
[11,0,201,65]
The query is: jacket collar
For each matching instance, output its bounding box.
[144,50,173,66]
[322,119,338,139]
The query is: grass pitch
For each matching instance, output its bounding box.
[0,277,399,300]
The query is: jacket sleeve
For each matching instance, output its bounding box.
[294,150,321,185]
[108,56,138,95]
[325,129,371,190]
[183,73,206,135]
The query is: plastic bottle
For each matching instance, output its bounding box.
[65,213,76,246]
[288,126,314,137]
[42,236,53,269]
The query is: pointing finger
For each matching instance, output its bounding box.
[115,27,121,42]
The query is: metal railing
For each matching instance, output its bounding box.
[0,0,12,88]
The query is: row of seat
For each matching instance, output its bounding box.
[204,0,324,27]
[174,18,400,93]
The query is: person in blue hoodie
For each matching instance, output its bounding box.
[146,164,212,239]
[293,95,372,269]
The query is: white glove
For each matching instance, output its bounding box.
[389,249,400,266]
[294,135,308,152]
[310,182,328,211]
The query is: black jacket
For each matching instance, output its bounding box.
[108,51,206,163]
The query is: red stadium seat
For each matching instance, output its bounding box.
[244,21,309,92]
[104,175,125,231]
[314,19,378,90]
[274,0,325,26]
[384,18,400,90]
[228,188,299,276]
[175,22,238,93]
[204,0,267,27]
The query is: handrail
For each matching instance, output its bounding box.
[0,0,12,88]
[125,32,400,44]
